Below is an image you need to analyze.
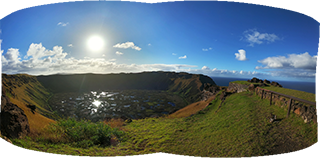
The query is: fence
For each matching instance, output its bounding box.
[255,87,320,125]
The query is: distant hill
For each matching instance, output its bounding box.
[36,71,217,104]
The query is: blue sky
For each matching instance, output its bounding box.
[0,1,319,82]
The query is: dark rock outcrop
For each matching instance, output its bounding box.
[263,79,271,84]
[1,86,30,138]
[270,81,283,87]
[247,77,282,88]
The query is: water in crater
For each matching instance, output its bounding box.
[49,90,187,122]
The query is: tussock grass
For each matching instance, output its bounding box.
[104,118,126,129]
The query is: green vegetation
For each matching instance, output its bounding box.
[263,86,315,103]
[12,91,317,156]
[14,119,124,149]
[231,80,261,85]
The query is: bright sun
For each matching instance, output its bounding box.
[87,35,104,52]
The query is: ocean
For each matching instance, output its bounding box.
[210,77,315,94]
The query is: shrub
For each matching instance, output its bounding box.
[41,118,125,148]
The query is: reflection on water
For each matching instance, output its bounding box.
[49,90,187,122]
[92,100,101,106]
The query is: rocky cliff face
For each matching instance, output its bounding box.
[1,86,30,138]
[37,71,217,103]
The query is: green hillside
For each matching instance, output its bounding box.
[12,90,317,157]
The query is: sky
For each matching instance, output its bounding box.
[0,1,319,82]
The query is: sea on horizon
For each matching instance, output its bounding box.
[210,76,315,94]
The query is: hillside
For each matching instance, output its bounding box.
[11,90,317,156]
[36,71,217,104]
[1,74,55,134]
[2,75,317,157]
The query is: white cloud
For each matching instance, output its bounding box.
[243,29,280,46]
[1,43,315,81]
[172,53,177,55]
[178,55,187,59]
[235,49,247,61]
[113,42,141,51]
[201,66,211,70]
[26,43,67,61]
[256,52,317,70]
[57,22,69,27]
[148,43,151,46]
[254,52,317,79]
[5,48,20,62]
[0,50,7,65]
[116,51,123,55]
[202,47,212,51]
[68,44,73,47]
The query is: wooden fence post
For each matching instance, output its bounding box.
[287,98,292,118]
[270,92,273,105]
[261,90,264,100]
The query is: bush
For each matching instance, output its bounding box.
[42,118,124,148]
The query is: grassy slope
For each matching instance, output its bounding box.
[12,91,317,157]
[126,92,316,157]
[2,74,55,133]
[168,95,216,118]
[231,80,261,86]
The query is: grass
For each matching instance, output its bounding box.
[12,91,316,157]
[231,80,261,86]
[13,118,124,149]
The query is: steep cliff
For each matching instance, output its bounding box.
[37,71,217,103]
[1,74,55,133]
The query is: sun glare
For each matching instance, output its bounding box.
[92,100,101,107]
[87,35,104,52]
